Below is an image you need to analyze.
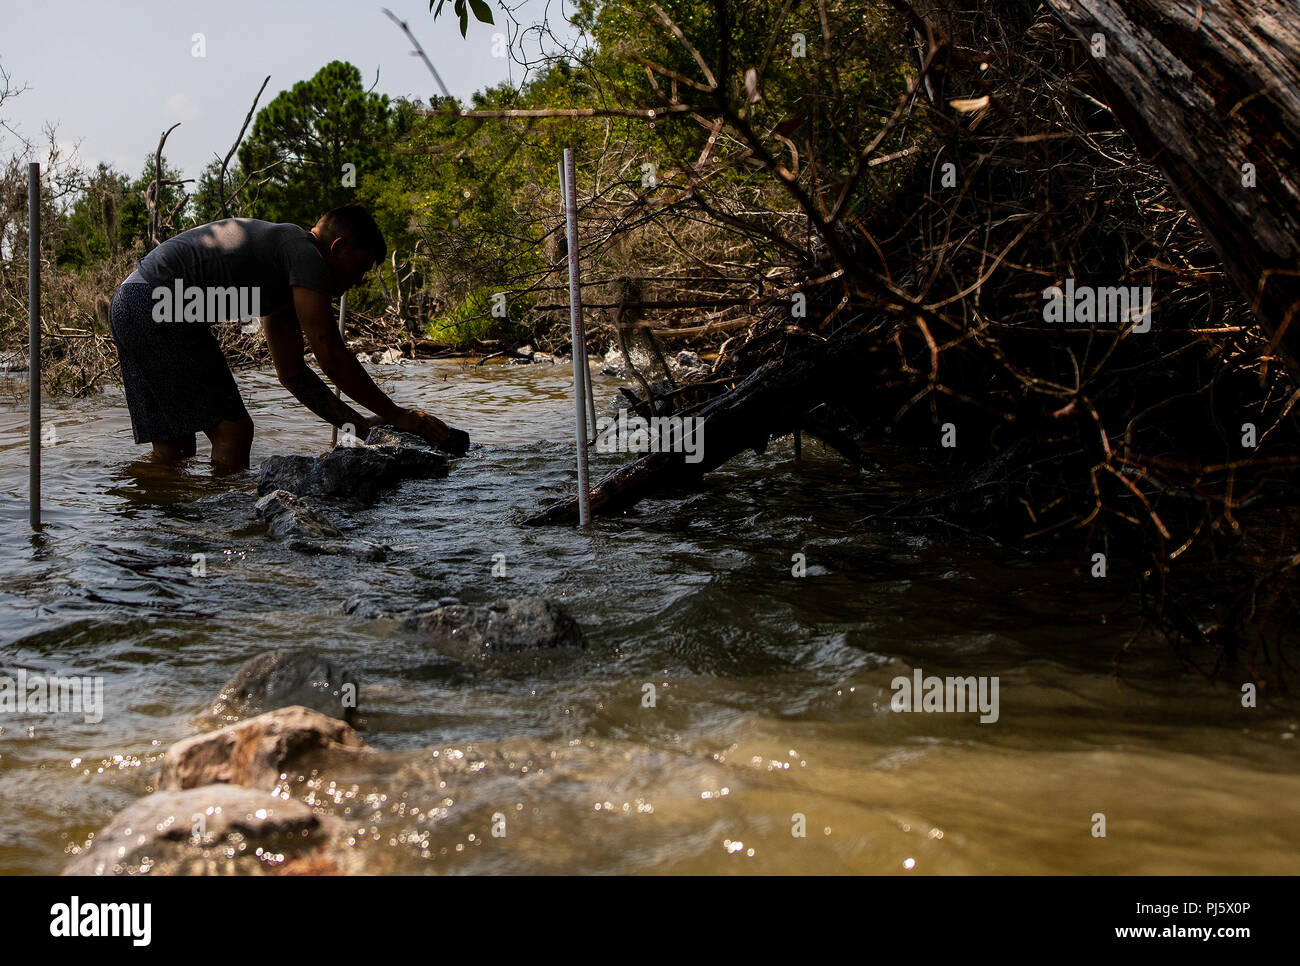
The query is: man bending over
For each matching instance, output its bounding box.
[108,203,468,471]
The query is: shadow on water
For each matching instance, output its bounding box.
[0,361,1297,874]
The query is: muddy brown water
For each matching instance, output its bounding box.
[1,360,1297,874]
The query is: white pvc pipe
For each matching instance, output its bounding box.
[563,149,591,526]
[28,162,40,530]
[557,160,598,441]
[331,292,346,447]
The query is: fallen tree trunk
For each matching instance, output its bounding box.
[523,337,863,525]
[1047,0,1300,380]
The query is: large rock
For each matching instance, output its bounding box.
[257,442,447,504]
[162,706,369,791]
[211,651,359,723]
[65,786,351,876]
[169,490,261,534]
[400,596,585,657]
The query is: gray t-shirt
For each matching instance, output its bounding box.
[134,218,334,322]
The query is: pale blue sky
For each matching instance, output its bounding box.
[0,0,581,182]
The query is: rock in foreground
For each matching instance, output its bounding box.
[211,650,359,723]
[65,785,351,876]
[163,706,369,791]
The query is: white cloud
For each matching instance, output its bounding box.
[164,92,201,122]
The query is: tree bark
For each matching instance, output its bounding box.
[1047,0,1300,380]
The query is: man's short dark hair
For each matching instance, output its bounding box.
[317,204,386,264]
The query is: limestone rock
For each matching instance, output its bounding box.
[64,785,352,876]
[162,706,368,791]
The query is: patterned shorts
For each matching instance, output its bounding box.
[108,279,250,444]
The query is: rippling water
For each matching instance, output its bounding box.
[1,360,1297,874]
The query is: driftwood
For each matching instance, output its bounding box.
[524,337,860,525]
[1047,0,1300,380]
[218,75,271,218]
[146,123,192,247]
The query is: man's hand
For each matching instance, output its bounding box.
[393,408,471,455]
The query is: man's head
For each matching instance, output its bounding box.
[312,204,387,295]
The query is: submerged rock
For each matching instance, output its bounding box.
[257,441,447,504]
[255,488,388,558]
[343,594,455,620]
[65,785,352,876]
[171,490,261,534]
[403,596,585,656]
[211,650,359,722]
[255,489,342,540]
[345,595,583,657]
[162,706,369,791]
[285,537,388,561]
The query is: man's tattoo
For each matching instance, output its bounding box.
[281,369,367,430]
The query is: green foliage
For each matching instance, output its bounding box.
[190,158,251,223]
[432,286,528,348]
[237,61,394,227]
[56,153,189,268]
[431,0,495,38]
[56,163,128,269]
[32,0,918,354]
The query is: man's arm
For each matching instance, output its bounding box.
[292,287,407,423]
[285,287,469,453]
[261,303,371,431]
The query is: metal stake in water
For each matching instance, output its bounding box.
[563,149,591,526]
[28,162,41,530]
